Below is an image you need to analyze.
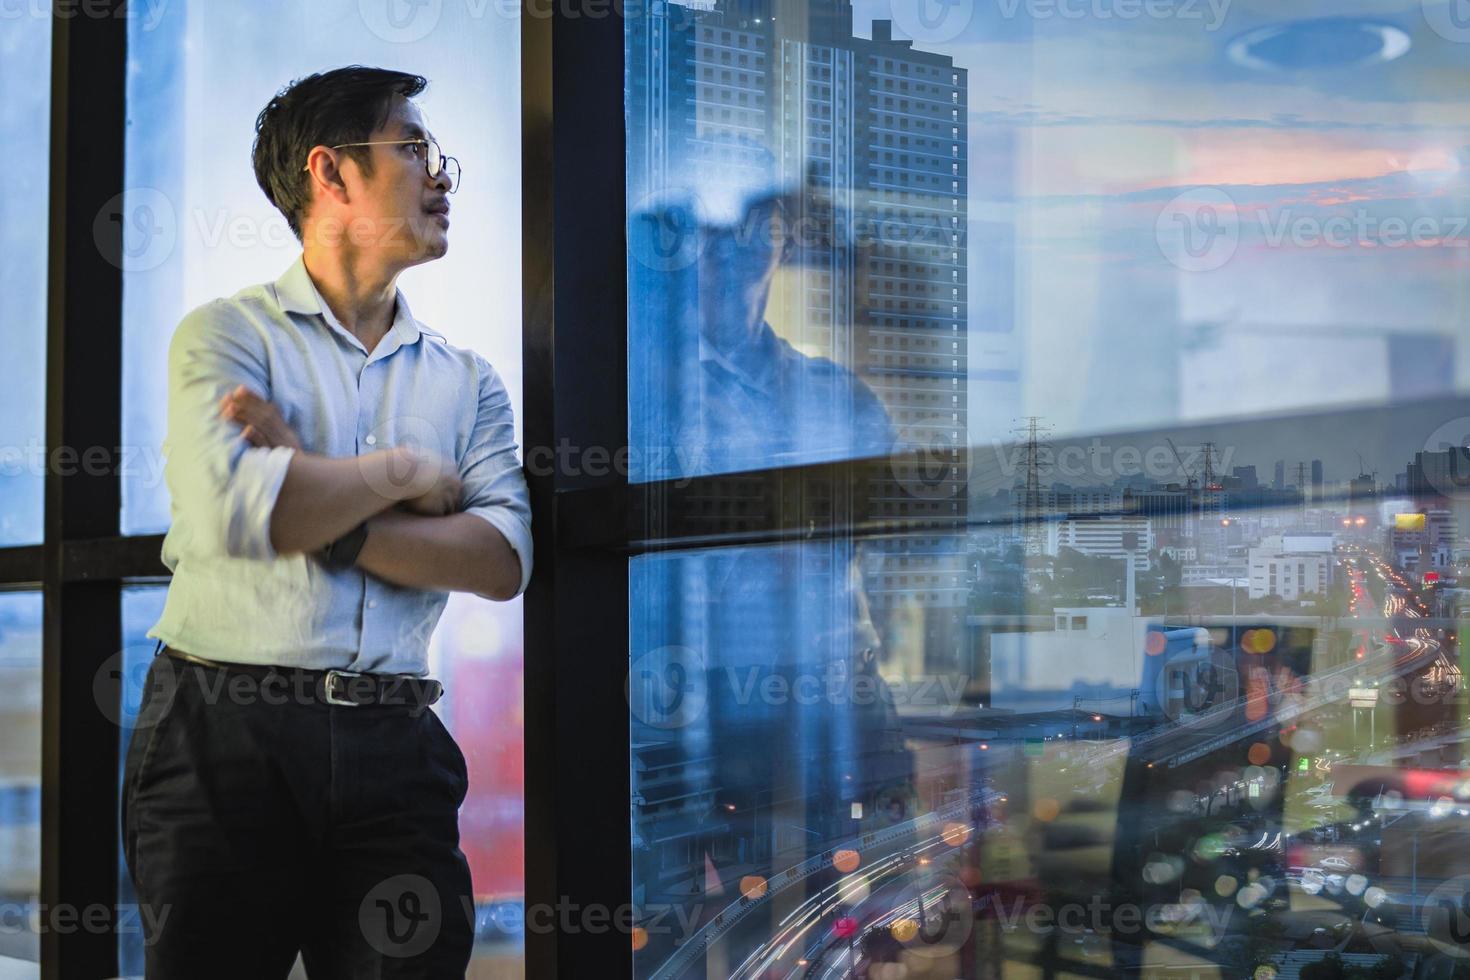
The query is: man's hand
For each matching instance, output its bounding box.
[390,445,464,516]
[219,384,301,451]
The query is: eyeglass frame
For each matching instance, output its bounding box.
[301,138,461,194]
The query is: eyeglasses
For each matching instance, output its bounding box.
[303,138,461,194]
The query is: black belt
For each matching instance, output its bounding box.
[160,645,444,709]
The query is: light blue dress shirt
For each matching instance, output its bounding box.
[146,256,533,676]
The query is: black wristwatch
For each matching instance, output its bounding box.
[318,522,369,569]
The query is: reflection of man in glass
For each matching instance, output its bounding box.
[629,187,910,956]
[677,191,896,473]
[122,67,531,978]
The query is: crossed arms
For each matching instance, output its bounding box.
[167,305,531,602]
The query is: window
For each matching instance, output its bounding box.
[0,592,41,968]
[0,17,50,546]
[120,3,528,973]
[626,2,1470,977]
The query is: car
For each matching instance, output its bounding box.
[1318,855,1352,873]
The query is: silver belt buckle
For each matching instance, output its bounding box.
[324,669,366,707]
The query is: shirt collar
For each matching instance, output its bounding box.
[274,255,443,360]
[698,320,784,395]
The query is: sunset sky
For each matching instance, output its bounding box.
[845,0,1470,462]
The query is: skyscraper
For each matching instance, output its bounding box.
[625,0,973,940]
[626,0,971,650]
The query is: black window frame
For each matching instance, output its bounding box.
[18,4,1470,980]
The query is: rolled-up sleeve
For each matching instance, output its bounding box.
[164,302,296,561]
[460,355,534,597]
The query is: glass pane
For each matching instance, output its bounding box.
[429,594,527,962]
[625,1,1470,484]
[626,7,1470,971]
[0,592,43,973]
[118,586,168,979]
[122,1,523,532]
[0,16,50,545]
[117,589,527,976]
[632,494,1470,977]
[119,593,529,975]
[121,4,525,974]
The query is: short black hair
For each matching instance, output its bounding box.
[253,66,428,240]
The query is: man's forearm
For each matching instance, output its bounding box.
[355,509,522,600]
[268,449,413,555]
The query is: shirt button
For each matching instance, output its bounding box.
[367,599,377,609]
[365,434,377,446]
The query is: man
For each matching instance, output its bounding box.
[121,66,530,978]
[626,188,909,961]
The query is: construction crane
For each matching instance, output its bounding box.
[1355,450,1378,483]
[1166,437,1199,491]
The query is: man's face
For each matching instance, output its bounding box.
[697,202,787,349]
[326,96,451,267]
